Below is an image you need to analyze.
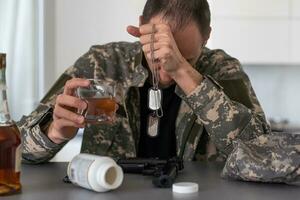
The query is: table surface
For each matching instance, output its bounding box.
[2,162,299,200]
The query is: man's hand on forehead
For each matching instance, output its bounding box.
[126,18,203,94]
[127,21,186,76]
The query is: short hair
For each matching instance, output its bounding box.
[142,0,211,36]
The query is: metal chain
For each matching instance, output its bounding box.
[150,24,160,90]
[150,24,163,118]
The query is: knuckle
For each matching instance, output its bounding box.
[75,99,85,109]
[140,35,146,44]
[146,52,151,59]
[53,105,58,113]
[139,26,145,34]
[163,49,171,58]
[52,121,60,130]
[167,43,173,50]
[56,94,63,103]
[165,25,171,32]
[67,112,76,121]
[164,37,171,44]
[67,112,81,123]
[77,116,84,124]
[161,26,167,32]
[53,107,61,119]
[142,45,147,52]
[160,24,169,32]
[166,51,171,58]
[65,80,72,87]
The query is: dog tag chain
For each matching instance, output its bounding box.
[147,24,163,137]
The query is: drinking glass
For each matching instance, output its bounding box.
[77,79,117,124]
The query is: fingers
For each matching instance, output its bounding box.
[127,25,141,38]
[64,78,90,95]
[142,41,169,53]
[127,23,171,40]
[139,23,170,35]
[139,24,174,60]
[54,86,88,128]
[145,48,170,64]
[140,33,170,45]
[126,15,147,38]
[56,94,87,111]
[53,103,85,125]
[47,78,90,143]
[52,118,85,130]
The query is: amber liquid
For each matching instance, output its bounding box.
[0,124,21,196]
[85,97,117,124]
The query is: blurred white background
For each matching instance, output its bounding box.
[1,0,299,161]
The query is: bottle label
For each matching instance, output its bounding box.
[68,156,94,189]
[15,144,21,172]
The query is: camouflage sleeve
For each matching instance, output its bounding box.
[178,59,271,157]
[17,72,74,164]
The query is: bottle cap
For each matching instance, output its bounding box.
[172,182,199,194]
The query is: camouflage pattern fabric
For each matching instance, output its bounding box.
[222,132,300,185]
[17,41,270,164]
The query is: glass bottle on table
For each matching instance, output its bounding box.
[0,53,22,196]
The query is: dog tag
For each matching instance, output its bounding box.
[148,88,162,111]
[148,114,160,137]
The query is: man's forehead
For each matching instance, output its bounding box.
[174,23,203,58]
[149,14,199,31]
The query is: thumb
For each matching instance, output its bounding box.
[127,25,141,38]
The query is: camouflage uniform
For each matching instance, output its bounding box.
[18,41,270,164]
[222,132,300,185]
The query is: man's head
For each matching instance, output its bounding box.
[142,0,211,39]
[140,0,211,87]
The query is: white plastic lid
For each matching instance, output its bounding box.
[172,182,199,194]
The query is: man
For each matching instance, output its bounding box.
[18,0,270,164]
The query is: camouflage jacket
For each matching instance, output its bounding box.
[222,132,300,185]
[18,41,270,164]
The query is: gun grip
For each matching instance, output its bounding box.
[152,175,174,188]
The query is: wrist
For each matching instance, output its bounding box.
[46,123,72,144]
[172,62,203,95]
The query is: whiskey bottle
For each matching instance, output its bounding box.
[0,53,22,195]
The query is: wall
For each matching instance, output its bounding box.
[50,0,300,72]
[208,0,300,64]
[53,0,146,79]
[244,64,300,124]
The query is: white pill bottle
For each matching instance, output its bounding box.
[67,153,124,192]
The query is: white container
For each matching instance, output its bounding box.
[67,153,124,192]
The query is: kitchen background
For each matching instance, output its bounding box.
[0,0,299,161]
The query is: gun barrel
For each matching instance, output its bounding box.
[117,163,146,173]
[117,158,167,165]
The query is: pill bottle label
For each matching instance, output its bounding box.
[68,156,94,189]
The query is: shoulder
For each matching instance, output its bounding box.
[198,48,245,80]
[74,41,142,66]
[70,41,143,80]
[89,41,142,57]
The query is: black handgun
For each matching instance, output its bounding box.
[116,157,184,188]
